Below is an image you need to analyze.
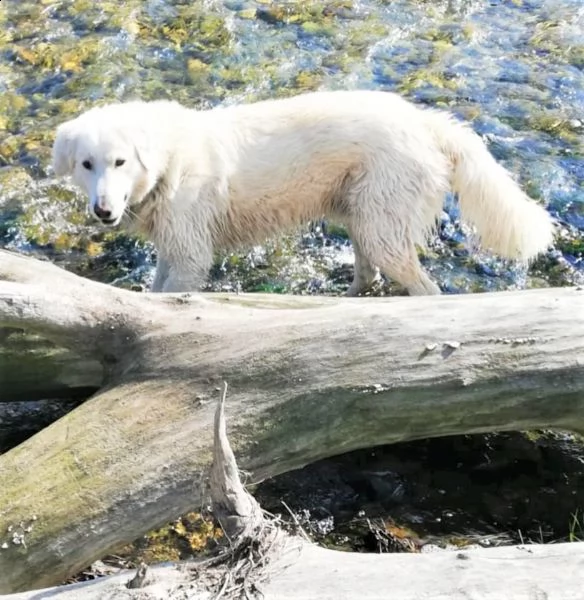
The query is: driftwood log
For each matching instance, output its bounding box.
[5,383,584,600]
[1,248,584,595]
[7,542,584,600]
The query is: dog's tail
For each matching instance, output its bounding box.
[428,111,554,260]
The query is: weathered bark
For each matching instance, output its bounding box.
[1,248,584,593]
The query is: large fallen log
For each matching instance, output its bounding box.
[1,248,584,593]
[6,387,584,600]
[7,542,584,600]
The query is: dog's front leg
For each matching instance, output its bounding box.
[161,263,210,293]
[160,245,214,294]
[157,186,218,293]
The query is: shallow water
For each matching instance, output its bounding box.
[256,430,584,552]
[1,0,583,293]
[1,0,584,562]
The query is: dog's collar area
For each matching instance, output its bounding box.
[123,176,167,235]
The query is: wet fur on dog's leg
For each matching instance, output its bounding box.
[151,255,171,293]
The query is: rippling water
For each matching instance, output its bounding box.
[0,0,583,294]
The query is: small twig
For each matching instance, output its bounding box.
[125,561,149,589]
[280,500,311,542]
[213,572,230,600]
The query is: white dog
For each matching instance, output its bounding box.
[52,90,554,295]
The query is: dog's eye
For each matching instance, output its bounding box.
[115,159,125,167]
[82,160,92,170]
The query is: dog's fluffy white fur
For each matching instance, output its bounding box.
[52,90,554,295]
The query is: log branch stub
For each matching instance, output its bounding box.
[210,382,264,541]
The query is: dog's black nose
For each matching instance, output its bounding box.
[94,204,112,220]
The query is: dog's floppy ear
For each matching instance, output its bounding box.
[132,125,156,173]
[52,119,79,176]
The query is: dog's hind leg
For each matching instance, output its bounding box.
[381,242,440,295]
[347,233,378,297]
[358,229,441,296]
[347,191,442,296]
[344,157,445,296]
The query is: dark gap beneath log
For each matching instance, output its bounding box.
[0,398,88,453]
[0,329,103,405]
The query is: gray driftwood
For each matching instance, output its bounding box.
[7,542,584,600]
[1,248,584,594]
[12,542,584,600]
[4,387,584,600]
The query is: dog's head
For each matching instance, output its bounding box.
[52,104,159,226]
